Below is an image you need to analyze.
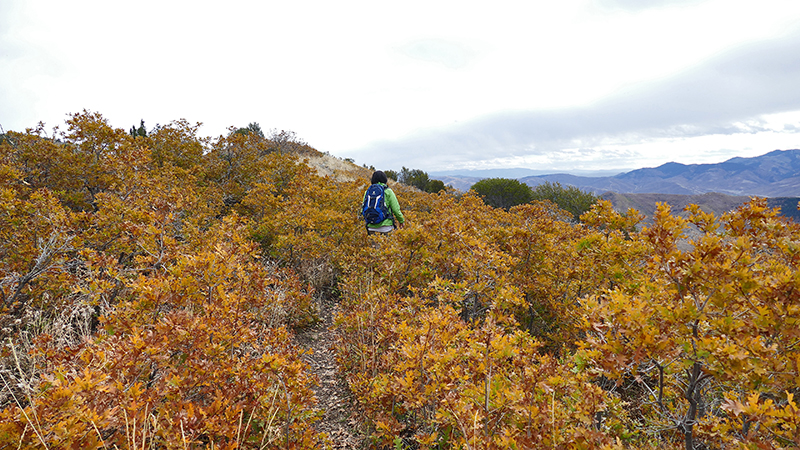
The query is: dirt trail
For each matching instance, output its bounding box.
[295,296,366,449]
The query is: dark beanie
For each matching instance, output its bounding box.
[371,170,388,184]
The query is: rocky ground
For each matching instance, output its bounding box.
[304,153,371,183]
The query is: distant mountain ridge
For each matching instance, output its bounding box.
[602,192,800,224]
[430,168,623,178]
[433,168,624,192]
[518,149,800,197]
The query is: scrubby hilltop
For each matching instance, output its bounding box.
[1,112,799,450]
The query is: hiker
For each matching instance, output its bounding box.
[362,170,405,234]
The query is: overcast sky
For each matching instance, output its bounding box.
[3,0,800,174]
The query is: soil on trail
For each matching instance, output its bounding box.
[295,296,367,449]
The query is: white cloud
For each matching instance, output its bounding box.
[396,39,476,69]
[3,0,800,174]
[349,18,800,172]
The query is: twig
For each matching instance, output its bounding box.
[91,420,109,450]
[124,409,131,448]
[236,408,244,445]
[180,419,188,450]
[16,422,28,450]
[141,403,149,450]
[242,402,258,446]
[9,339,49,449]
[552,389,556,449]
[0,371,48,449]
[261,387,281,449]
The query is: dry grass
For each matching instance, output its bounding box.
[303,153,372,183]
[0,294,97,410]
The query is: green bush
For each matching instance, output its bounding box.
[530,181,598,222]
[393,167,446,193]
[470,177,533,210]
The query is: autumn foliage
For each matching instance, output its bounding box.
[1,111,798,449]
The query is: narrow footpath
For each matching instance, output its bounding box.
[295,296,366,449]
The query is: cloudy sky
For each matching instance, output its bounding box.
[3,0,800,175]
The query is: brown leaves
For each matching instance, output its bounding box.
[582,198,800,448]
[3,111,799,449]
[0,113,328,448]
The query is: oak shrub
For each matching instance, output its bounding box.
[1,111,798,450]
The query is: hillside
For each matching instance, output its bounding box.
[304,151,372,182]
[602,191,800,224]
[2,113,799,450]
[520,149,800,196]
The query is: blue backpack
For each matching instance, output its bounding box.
[362,184,391,225]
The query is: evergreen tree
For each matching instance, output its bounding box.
[233,122,265,138]
[129,119,147,138]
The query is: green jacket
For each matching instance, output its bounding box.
[364,183,405,228]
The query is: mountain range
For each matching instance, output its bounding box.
[437,150,800,197]
[520,150,800,197]
[434,149,799,223]
[519,149,800,197]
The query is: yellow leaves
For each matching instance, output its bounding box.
[0,222,324,448]
[5,113,800,448]
[0,115,338,448]
[581,200,643,235]
[416,431,439,447]
[725,344,749,362]
[575,198,800,447]
[720,391,800,445]
[72,367,108,394]
[785,392,799,416]
[397,369,418,393]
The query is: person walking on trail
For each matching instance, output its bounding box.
[362,170,405,234]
